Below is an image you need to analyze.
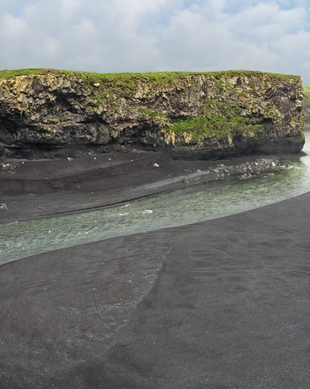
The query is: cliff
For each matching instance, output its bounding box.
[304,86,310,130]
[0,69,305,160]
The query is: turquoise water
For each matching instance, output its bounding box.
[1,135,310,265]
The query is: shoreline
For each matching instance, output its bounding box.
[1,190,310,388]
[1,139,310,387]
[0,150,292,223]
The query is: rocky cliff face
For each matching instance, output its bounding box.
[0,70,305,160]
[304,102,310,130]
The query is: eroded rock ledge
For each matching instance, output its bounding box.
[0,69,305,160]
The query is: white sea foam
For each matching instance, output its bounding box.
[142,210,153,215]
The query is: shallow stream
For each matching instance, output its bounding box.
[1,133,310,265]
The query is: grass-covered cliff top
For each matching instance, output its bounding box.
[0,68,301,84]
[0,68,304,152]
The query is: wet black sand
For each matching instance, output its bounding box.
[1,153,310,388]
[0,151,283,222]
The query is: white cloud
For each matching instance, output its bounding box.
[3,13,29,37]
[72,18,97,41]
[228,3,306,40]
[0,0,309,84]
[273,7,306,30]
[60,0,81,20]
[272,31,310,56]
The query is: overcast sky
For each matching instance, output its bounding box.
[1,0,310,85]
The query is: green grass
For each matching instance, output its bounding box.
[0,69,301,100]
[304,86,310,103]
[166,116,263,143]
[0,68,301,83]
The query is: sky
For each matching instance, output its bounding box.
[1,0,310,85]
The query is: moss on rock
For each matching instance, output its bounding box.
[0,69,305,159]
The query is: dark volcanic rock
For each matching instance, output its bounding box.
[304,101,310,130]
[0,70,305,160]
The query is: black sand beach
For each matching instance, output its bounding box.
[0,151,285,222]
[1,153,310,388]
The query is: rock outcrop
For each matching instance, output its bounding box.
[304,101,310,130]
[0,69,305,160]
